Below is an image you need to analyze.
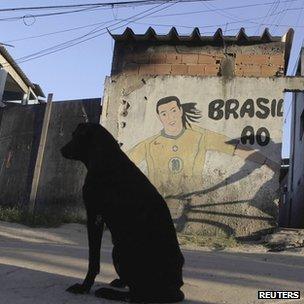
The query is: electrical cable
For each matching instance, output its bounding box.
[0,0,209,12]
[13,1,180,64]
[4,4,302,45]
[3,19,116,43]
[153,0,302,18]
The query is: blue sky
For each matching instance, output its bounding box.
[1,0,303,157]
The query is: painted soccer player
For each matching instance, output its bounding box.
[127,96,237,197]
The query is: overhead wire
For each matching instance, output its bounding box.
[271,1,287,31]
[0,0,209,12]
[0,0,302,23]
[152,0,302,18]
[2,0,303,65]
[3,20,116,43]
[0,6,109,22]
[4,3,304,45]
[254,0,280,34]
[13,0,180,64]
[0,0,211,22]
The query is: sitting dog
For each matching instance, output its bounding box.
[61,123,184,303]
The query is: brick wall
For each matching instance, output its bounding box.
[235,54,284,77]
[112,43,285,78]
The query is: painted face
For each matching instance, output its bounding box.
[157,100,183,136]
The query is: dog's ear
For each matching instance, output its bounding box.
[88,124,120,153]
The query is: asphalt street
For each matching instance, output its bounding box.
[0,221,303,304]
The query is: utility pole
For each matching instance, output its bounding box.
[28,93,53,215]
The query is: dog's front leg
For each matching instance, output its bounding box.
[66,213,104,294]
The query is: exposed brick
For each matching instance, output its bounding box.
[187,64,205,76]
[154,64,171,75]
[139,64,155,75]
[205,64,220,76]
[131,53,150,64]
[215,54,225,59]
[234,67,243,77]
[150,53,167,64]
[269,54,284,66]
[182,53,199,64]
[261,65,279,77]
[198,54,216,64]
[166,53,182,64]
[235,54,269,65]
[171,64,187,75]
[235,54,253,64]
[253,55,270,64]
[240,65,261,77]
[123,63,139,75]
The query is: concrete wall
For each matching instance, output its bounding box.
[102,75,289,237]
[0,103,45,207]
[287,92,304,228]
[35,99,102,215]
[284,48,304,229]
[0,99,101,216]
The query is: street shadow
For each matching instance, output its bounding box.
[1,239,303,304]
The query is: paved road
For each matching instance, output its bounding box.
[0,221,303,304]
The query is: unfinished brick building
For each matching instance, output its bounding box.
[111,27,290,78]
[102,27,296,237]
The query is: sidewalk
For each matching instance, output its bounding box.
[0,221,303,304]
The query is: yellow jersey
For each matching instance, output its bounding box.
[126,126,235,197]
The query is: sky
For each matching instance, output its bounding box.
[1,0,304,158]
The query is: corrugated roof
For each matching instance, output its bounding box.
[111,27,286,44]
[0,45,45,98]
[111,27,294,75]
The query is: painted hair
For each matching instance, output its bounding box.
[156,96,202,128]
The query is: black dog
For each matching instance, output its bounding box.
[61,123,184,303]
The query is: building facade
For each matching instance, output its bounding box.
[282,48,304,228]
[101,27,296,237]
[0,45,44,106]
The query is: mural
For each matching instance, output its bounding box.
[126,96,274,197]
[102,77,286,236]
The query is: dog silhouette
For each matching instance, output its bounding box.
[61,123,184,303]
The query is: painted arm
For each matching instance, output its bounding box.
[206,130,280,171]
[205,131,235,155]
[126,140,147,165]
[66,212,104,294]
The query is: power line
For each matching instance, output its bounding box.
[3,2,303,44]
[152,0,302,18]
[0,0,211,22]
[3,0,304,65]
[13,1,180,64]
[138,6,304,29]
[0,0,210,12]
[3,20,116,43]
[0,6,112,22]
[254,0,280,34]
[0,0,301,23]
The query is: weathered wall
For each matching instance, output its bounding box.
[102,75,289,237]
[35,98,102,216]
[112,42,285,78]
[0,99,101,216]
[288,92,304,228]
[0,103,45,208]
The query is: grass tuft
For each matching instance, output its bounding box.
[178,232,238,249]
[0,206,86,227]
